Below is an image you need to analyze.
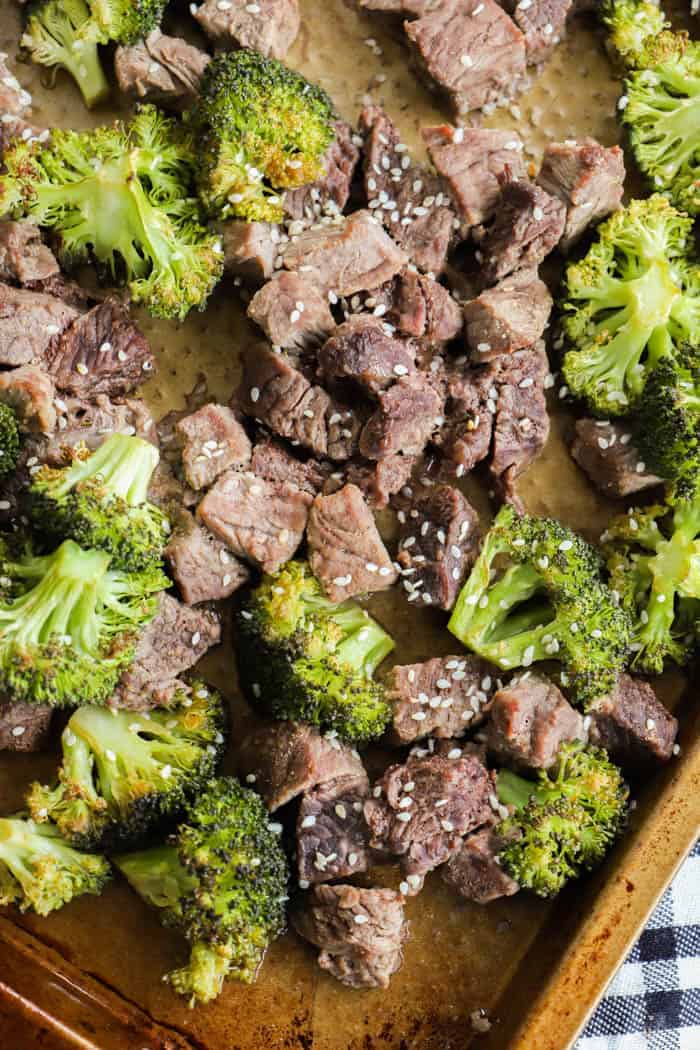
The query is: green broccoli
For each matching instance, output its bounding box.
[235,561,394,744]
[495,741,629,898]
[0,815,111,915]
[82,0,167,46]
[21,0,110,109]
[0,538,168,707]
[27,681,227,852]
[560,196,700,416]
[115,777,289,1006]
[0,105,224,320]
[0,402,20,479]
[30,434,170,572]
[191,50,336,222]
[448,506,633,707]
[601,0,669,68]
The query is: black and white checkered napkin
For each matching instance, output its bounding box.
[575,842,700,1050]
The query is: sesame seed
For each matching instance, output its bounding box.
[441,820,455,832]
[105,749,116,762]
[11,725,25,737]
[399,881,409,895]
[335,804,347,820]
[301,815,317,828]
[646,718,656,731]
[396,811,413,822]
[245,773,257,783]
[460,54,473,68]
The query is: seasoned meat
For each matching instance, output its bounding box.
[297,774,371,885]
[437,366,495,478]
[368,269,463,343]
[247,272,335,350]
[236,721,367,811]
[396,485,480,609]
[319,318,416,394]
[512,0,572,64]
[292,884,409,989]
[537,137,625,250]
[488,343,550,486]
[0,220,59,286]
[285,121,360,221]
[442,827,519,903]
[570,419,663,498]
[339,454,417,509]
[360,374,444,459]
[283,210,408,297]
[251,439,328,495]
[0,699,52,753]
[477,179,567,283]
[486,672,586,771]
[0,365,56,435]
[175,403,252,491]
[114,31,210,110]
[307,484,398,601]
[463,269,553,359]
[193,0,300,59]
[0,284,78,367]
[386,654,497,744]
[46,395,157,462]
[219,220,279,284]
[165,509,249,605]
[588,674,678,768]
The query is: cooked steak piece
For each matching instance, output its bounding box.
[359,105,456,275]
[570,419,663,498]
[175,403,252,491]
[165,510,249,605]
[386,654,497,744]
[193,0,300,59]
[360,374,444,459]
[339,454,417,509]
[588,674,678,768]
[486,673,586,771]
[396,485,480,609]
[0,699,52,753]
[364,751,495,893]
[488,343,550,486]
[236,721,367,811]
[0,284,78,367]
[248,272,335,350]
[25,273,96,310]
[0,221,58,286]
[307,484,398,601]
[319,318,416,394]
[511,0,572,64]
[297,774,371,885]
[437,366,495,477]
[251,438,328,495]
[197,468,312,573]
[46,395,157,462]
[219,220,279,284]
[0,365,56,435]
[368,269,463,343]
[285,121,360,221]
[283,210,408,297]
[463,269,553,358]
[443,827,519,903]
[114,31,210,110]
[477,179,567,283]
[537,138,625,250]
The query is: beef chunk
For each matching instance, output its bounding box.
[477,179,566,283]
[396,485,480,609]
[248,272,335,350]
[0,365,56,435]
[405,0,527,117]
[319,318,416,394]
[44,299,154,398]
[368,269,463,343]
[0,284,79,367]
[588,674,678,768]
[511,0,572,64]
[0,699,52,753]
[236,721,367,811]
[297,775,370,885]
[285,121,360,221]
[193,0,300,58]
[463,269,553,358]
[442,827,519,903]
[340,454,417,509]
[359,105,456,275]
[364,751,495,893]
[437,366,495,477]
[283,210,407,297]
[570,419,663,498]
[114,31,210,110]
[219,220,279,284]
[360,374,443,459]
[0,221,59,286]
[307,484,398,601]
[537,138,625,251]
[175,403,252,491]
[422,124,526,228]
[165,510,249,605]
[386,654,497,744]
[488,343,550,485]
[47,395,156,462]
[486,673,586,771]
[251,438,328,495]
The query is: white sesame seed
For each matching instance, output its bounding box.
[460,54,473,68]
[397,811,413,822]
[11,726,25,737]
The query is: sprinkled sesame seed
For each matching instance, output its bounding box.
[397,811,413,822]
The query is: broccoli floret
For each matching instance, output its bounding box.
[28,681,227,851]
[448,506,633,707]
[30,434,170,572]
[0,106,223,320]
[115,777,289,1006]
[191,50,336,222]
[21,0,110,109]
[495,741,629,898]
[0,538,168,707]
[0,402,20,479]
[559,196,700,416]
[235,561,394,744]
[83,0,167,45]
[601,0,669,67]
[0,815,110,915]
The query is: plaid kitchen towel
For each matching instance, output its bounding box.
[575,842,700,1050]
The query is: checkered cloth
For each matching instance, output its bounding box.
[575,843,700,1050]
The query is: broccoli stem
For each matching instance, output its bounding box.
[496,769,540,811]
[116,845,196,911]
[332,605,395,676]
[47,434,159,506]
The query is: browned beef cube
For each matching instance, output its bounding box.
[0,284,79,367]
[340,454,417,509]
[283,210,408,297]
[194,0,300,59]
[319,318,416,394]
[397,485,480,609]
[236,721,367,811]
[512,0,572,64]
[442,827,519,903]
[486,672,586,771]
[47,395,157,462]
[422,124,526,228]
[464,269,553,358]
[477,179,566,283]
[219,220,279,284]
[437,366,495,478]
[114,31,210,110]
[297,774,370,886]
[292,884,409,989]
[251,438,328,495]
[307,484,398,601]
[537,138,625,251]
[165,510,249,605]
[0,365,56,435]
[175,403,252,491]
[285,121,360,221]
[197,468,312,573]
[588,674,678,768]
[248,272,335,350]
[359,105,456,275]
[570,419,663,498]
[364,751,495,894]
[405,0,527,117]
[386,654,496,743]
[360,374,444,459]
[368,268,463,343]
[0,700,52,752]
[488,343,550,485]
[0,220,58,286]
